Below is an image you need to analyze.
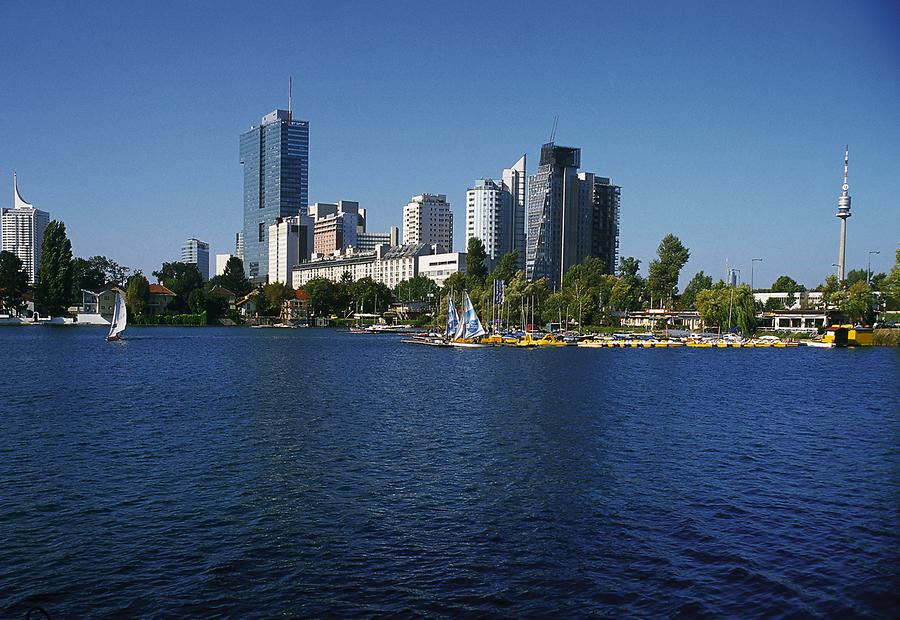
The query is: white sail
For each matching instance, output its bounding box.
[107,290,127,339]
[461,292,485,340]
[453,297,467,341]
[446,295,460,338]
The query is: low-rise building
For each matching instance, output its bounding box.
[417,252,467,287]
[756,310,828,332]
[207,285,237,310]
[753,291,824,310]
[148,284,176,314]
[617,309,704,331]
[292,244,436,289]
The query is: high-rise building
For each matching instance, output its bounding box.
[181,238,210,281]
[1,173,50,284]
[403,194,452,252]
[465,155,526,267]
[525,143,619,289]
[309,201,360,256]
[357,226,400,253]
[240,108,309,282]
[235,232,244,261]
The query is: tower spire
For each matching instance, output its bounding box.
[836,145,852,281]
[288,76,293,121]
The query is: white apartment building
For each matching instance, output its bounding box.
[1,173,50,284]
[403,194,452,253]
[181,238,210,281]
[269,217,303,284]
[417,252,467,287]
[292,244,436,290]
[466,156,526,266]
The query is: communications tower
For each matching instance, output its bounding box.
[836,146,852,281]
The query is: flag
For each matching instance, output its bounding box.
[493,279,505,305]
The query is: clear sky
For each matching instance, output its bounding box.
[1,0,898,288]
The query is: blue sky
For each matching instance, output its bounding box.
[1,0,898,287]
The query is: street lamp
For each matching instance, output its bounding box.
[867,251,880,284]
[751,258,763,292]
[832,263,840,277]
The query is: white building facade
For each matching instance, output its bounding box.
[417,252,467,287]
[292,244,435,290]
[403,194,452,252]
[466,156,526,267]
[215,254,232,277]
[1,173,50,284]
[181,238,210,281]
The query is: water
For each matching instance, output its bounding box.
[1,327,898,618]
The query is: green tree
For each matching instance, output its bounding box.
[35,220,74,315]
[646,234,690,309]
[86,255,132,287]
[696,283,756,335]
[188,288,207,314]
[820,274,842,309]
[680,271,713,310]
[491,250,519,284]
[395,275,436,302]
[882,245,900,311]
[830,281,875,324]
[0,251,29,315]
[208,256,252,298]
[125,273,150,316]
[259,282,295,317]
[466,237,488,284]
[844,269,868,286]
[771,275,805,293]
[153,262,203,313]
[609,257,643,312]
[71,257,107,301]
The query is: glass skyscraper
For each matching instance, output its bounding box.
[525,143,619,289]
[240,109,309,282]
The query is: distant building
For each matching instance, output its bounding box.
[466,155,526,267]
[310,201,360,256]
[215,254,232,277]
[181,238,210,281]
[240,108,309,282]
[235,232,244,261]
[417,252,467,287]
[148,283,177,314]
[403,194,452,252]
[1,173,50,284]
[526,143,619,289]
[292,243,436,290]
[357,226,400,253]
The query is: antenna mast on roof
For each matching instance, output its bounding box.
[549,115,559,143]
[288,76,293,121]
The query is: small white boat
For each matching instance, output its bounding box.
[804,340,835,348]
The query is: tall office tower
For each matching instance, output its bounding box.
[835,146,852,281]
[466,155,527,266]
[1,173,50,284]
[181,238,210,282]
[526,143,618,289]
[235,232,244,261]
[240,108,309,282]
[402,194,452,253]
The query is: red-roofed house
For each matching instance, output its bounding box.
[148,283,177,314]
[284,289,310,322]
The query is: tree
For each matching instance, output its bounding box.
[466,237,488,284]
[125,273,150,316]
[771,275,805,293]
[348,277,392,315]
[609,257,643,312]
[0,251,29,315]
[395,275,436,302]
[820,274,842,309]
[153,262,203,313]
[35,220,74,315]
[259,282,295,317]
[882,245,900,311]
[845,269,868,286]
[70,257,106,301]
[646,234,690,309]
[696,283,757,335]
[188,288,207,315]
[491,250,519,284]
[680,271,713,310]
[86,255,133,287]
[208,256,251,298]
[829,281,875,324]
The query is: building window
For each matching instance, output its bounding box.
[259,223,265,242]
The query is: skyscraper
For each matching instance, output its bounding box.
[403,194,452,252]
[240,108,309,282]
[181,238,210,282]
[1,173,50,284]
[466,155,526,267]
[525,143,619,289]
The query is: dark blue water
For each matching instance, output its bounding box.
[1,327,898,618]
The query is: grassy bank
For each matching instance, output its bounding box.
[873,329,900,346]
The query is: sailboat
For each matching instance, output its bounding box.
[446,294,460,340]
[450,292,487,347]
[106,290,127,341]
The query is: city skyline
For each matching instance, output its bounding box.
[2,1,898,287]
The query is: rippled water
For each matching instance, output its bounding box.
[1,327,898,618]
